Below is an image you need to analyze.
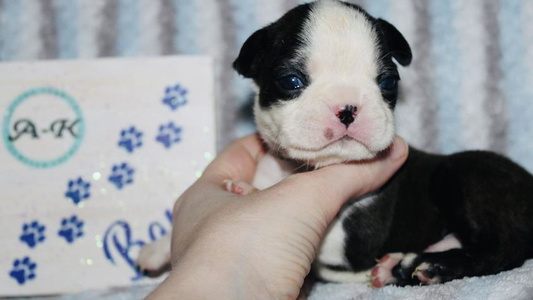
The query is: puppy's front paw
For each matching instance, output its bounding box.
[137,235,171,274]
[224,180,258,195]
[412,262,443,285]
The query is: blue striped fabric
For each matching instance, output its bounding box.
[172,0,198,54]
[500,0,533,171]
[429,0,462,154]
[228,0,259,137]
[0,0,21,60]
[365,0,389,19]
[54,0,79,59]
[0,0,532,170]
[116,0,139,56]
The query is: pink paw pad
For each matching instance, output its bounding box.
[223,180,257,195]
[371,253,404,288]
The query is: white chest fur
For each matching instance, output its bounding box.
[252,152,297,189]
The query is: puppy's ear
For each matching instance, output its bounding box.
[233,27,270,78]
[375,19,412,66]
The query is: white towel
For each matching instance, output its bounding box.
[310,259,533,300]
[57,260,533,300]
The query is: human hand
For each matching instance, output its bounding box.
[146,133,408,300]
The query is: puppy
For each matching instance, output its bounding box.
[139,0,533,287]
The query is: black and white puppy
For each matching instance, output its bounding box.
[138,0,533,288]
[229,0,533,287]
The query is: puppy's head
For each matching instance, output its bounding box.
[234,0,412,167]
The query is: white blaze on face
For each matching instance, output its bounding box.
[255,0,395,167]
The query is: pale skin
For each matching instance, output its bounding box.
[145,133,408,300]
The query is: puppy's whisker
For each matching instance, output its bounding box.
[293,162,310,173]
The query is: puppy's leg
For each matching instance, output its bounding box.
[376,229,528,286]
[137,235,172,274]
[401,151,533,286]
[389,250,468,286]
[390,241,528,286]
[372,234,463,287]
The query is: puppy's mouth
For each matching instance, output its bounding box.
[338,135,360,143]
[289,133,369,152]
[270,122,394,167]
[325,134,371,151]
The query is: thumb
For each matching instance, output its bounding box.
[276,136,408,221]
[201,133,265,185]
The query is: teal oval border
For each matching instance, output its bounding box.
[2,87,85,168]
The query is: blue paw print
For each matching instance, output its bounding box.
[19,221,46,248]
[118,126,143,153]
[156,122,182,149]
[108,162,135,189]
[9,257,36,285]
[58,215,84,244]
[162,84,188,110]
[65,177,91,205]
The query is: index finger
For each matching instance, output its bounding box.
[200,133,266,185]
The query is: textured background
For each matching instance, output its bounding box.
[1,0,533,171]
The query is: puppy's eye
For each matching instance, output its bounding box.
[379,77,398,91]
[277,75,305,90]
[379,75,400,91]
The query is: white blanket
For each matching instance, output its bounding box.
[59,259,533,300]
[310,260,533,300]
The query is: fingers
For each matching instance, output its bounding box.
[275,136,409,219]
[201,133,266,185]
[199,134,407,223]
[318,136,408,197]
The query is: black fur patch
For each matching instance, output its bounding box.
[233,3,313,108]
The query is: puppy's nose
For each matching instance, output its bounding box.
[337,105,357,127]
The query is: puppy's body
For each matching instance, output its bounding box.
[138,0,533,287]
[233,0,533,286]
[318,148,533,286]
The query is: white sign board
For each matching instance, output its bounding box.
[0,56,216,296]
